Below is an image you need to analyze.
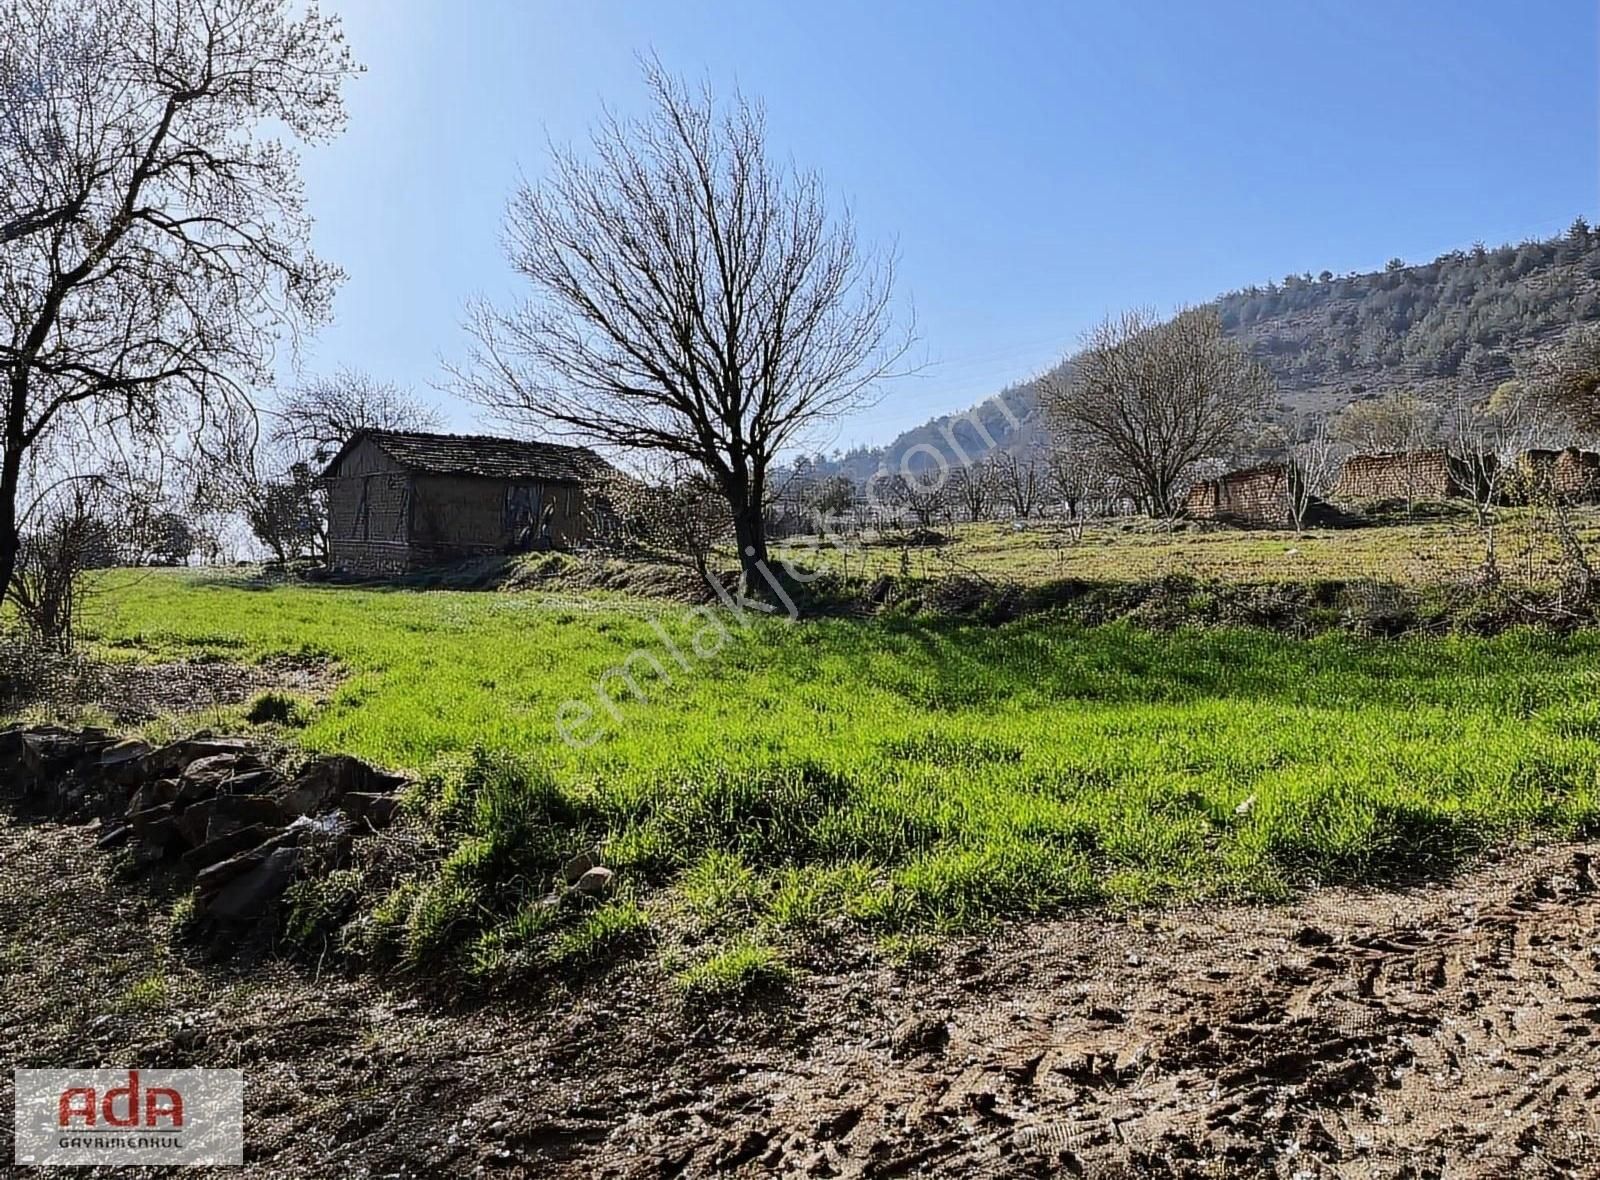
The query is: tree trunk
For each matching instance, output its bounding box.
[729,493,769,599]
[0,436,22,609]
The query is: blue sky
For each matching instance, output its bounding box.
[295,0,1598,450]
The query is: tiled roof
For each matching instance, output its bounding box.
[323,430,611,484]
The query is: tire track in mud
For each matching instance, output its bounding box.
[615,849,1600,1179]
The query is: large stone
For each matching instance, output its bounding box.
[20,729,80,775]
[340,792,401,829]
[182,824,274,873]
[128,802,179,854]
[98,739,155,785]
[177,752,263,801]
[204,847,300,922]
[194,829,296,896]
[562,849,599,886]
[127,801,175,838]
[126,779,179,817]
[573,866,614,896]
[204,795,286,842]
[144,737,255,779]
[277,755,367,818]
[174,798,215,848]
[219,769,276,796]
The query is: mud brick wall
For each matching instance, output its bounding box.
[1184,465,1293,526]
[1519,448,1600,502]
[1333,450,1460,502]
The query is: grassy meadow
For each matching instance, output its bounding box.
[773,507,1600,588]
[67,556,1600,986]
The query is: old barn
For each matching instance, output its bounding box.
[321,430,612,575]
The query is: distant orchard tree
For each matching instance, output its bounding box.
[246,462,324,565]
[1040,308,1275,518]
[993,452,1043,519]
[1283,415,1339,535]
[948,459,996,522]
[1525,323,1600,436]
[457,62,907,595]
[0,0,357,606]
[1047,447,1110,520]
[594,458,729,585]
[805,474,857,522]
[879,472,948,529]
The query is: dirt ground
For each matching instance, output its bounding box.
[9,654,343,725]
[3,806,1599,1178]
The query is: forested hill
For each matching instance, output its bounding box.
[1219,220,1600,405]
[807,219,1600,481]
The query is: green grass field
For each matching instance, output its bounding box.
[773,508,1600,588]
[70,558,1600,984]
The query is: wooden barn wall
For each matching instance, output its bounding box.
[325,439,413,574]
[409,475,590,559]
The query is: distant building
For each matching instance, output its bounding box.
[320,430,612,575]
[1514,447,1600,503]
[1331,448,1492,503]
[1183,462,1298,528]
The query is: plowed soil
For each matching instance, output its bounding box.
[3,805,1598,1178]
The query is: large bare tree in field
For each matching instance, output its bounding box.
[1040,308,1274,518]
[458,64,907,594]
[0,0,356,603]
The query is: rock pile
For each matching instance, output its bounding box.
[1,725,408,930]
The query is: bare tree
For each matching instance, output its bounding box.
[1040,308,1274,518]
[272,370,440,466]
[1284,416,1340,534]
[949,459,996,522]
[878,471,948,530]
[800,473,856,531]
[0,0,357,605]
[993,452,1043,519]
[1331,392,1440,455]
[11,479,107,651]
[1450,385,1553,584]
[1046,447,1108,520]
[456,62,907,595]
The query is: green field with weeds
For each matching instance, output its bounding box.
[67,564,1600,992]
[774,507,1600,589]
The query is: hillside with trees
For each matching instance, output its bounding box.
[802,219,1600,480]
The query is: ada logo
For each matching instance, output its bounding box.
[13,1068,243,1167]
